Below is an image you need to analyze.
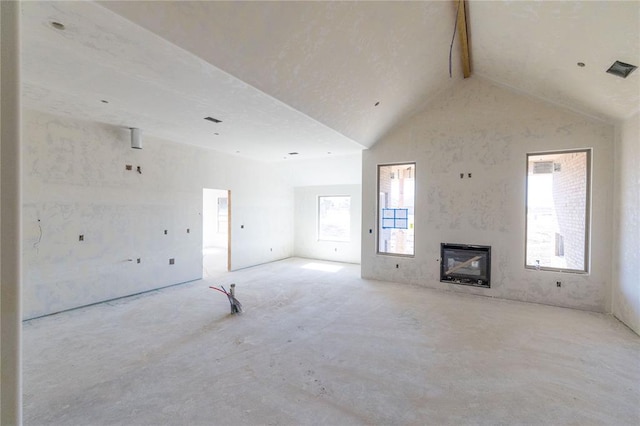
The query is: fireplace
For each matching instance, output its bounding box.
[440,243,491,288]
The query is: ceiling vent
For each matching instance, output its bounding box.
[606,61,637,79]
[204,116,222,123]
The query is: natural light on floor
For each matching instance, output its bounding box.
[301,262,344,273]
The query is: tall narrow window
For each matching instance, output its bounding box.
[318,196,351,242]
[525,150,591,273]
[378,163,415,256]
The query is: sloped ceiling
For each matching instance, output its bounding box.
[20,1,369,162]
[468,0,640,122]
[99,0,462,148]
[20,1,639,164]
[21,0,461,162]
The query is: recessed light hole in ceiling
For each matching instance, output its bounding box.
[606,61,637,78]
[288,152,299,156]
[374,101,380,107]
[50,21,65,30]
[101,100,109,104]
[577,62,585,68]
[214,133,219,135]
[204,116,222,123]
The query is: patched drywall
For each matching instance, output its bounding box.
[362,77,614,312]
[22,110,293,319]
[613,112,640,334]
[294,185,361,264]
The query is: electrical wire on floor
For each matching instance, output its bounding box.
[209,285,243,314]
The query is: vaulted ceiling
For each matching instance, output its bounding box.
[469,0,639,122]
[20,1,639,163]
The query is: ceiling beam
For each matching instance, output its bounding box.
[457,0,471,78]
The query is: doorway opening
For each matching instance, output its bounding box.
[203,188,230,276]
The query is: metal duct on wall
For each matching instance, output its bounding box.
[130,128,142,149]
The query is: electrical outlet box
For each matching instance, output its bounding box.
[137,258,141,264]
[79,234,84,241]
[169,258,175,265]
[556,281,562,287]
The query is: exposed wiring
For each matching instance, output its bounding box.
[209,285,243,314]
[209,285,229,295]
[449,0,462,78]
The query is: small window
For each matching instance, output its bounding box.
[318,196,351,242]
[525,149,590,273]
[378,163,415,256]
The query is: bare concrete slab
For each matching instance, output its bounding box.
[23,258,640,425]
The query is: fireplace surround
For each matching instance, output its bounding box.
[440,243,491,288]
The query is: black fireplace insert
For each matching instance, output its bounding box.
[440,243,491,288]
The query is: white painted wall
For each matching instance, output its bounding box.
[22,110,293,319]
[613,112,640,335]
[294,185,361,264]
[362,77,615,312]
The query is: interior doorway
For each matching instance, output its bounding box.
[203,188,230,276]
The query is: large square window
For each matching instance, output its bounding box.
[318,196,351,242]
[378,163,415,256]
[525,150,591,273]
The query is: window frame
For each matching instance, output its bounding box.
[376,162,416,257]
[524,149,592,274]
[317,195,351,243]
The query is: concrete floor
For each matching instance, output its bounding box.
[24,258,639,425]
[203,247,228,277]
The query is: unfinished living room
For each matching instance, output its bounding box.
[1,1,638,425]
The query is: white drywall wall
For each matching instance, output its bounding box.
[294,185,361,264]
[362,77,615,312]
[277,153,362,187]
[613,112,640,334]
[22,110,293,319]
